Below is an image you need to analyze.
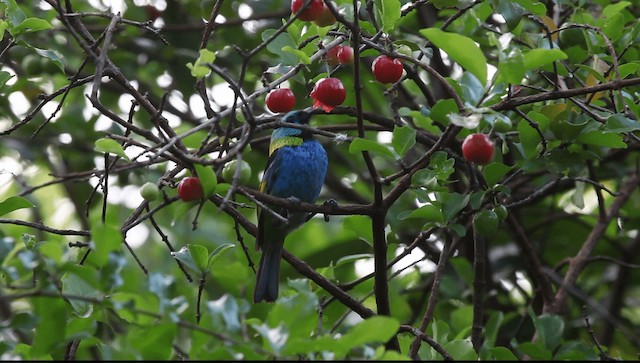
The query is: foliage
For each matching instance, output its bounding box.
[0,0,639,360]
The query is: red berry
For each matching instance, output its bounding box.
[462,133,494,165]
[337,45,354,65]
[291,0,324,21]
[313,2,336,27]
[266,88,296,113]
[310,77,346,112]
[326,45,341,65]
[178,177,204,201]
[371,55,403,84]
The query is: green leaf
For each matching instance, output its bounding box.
[440,192,469,223]
[0,20,7,42]
[349,138,395,158]
[129,322,177,360]
[518,342,552,360]
[61,267,99,318]
[443,339,477,360]
[0,196,34,217]
[512,0,546,15]
[207,243,235,270]
[392,125,416,156]
[534,314,565,351]
[576,131,626,148]
[617,63,640,79]
[420,28,487,85]
[604,113,640,133]
[523,49,567,71]
[12,18,53,34]
[343,215,373,245]
[33,48,65,72]
[483,163,513,186]
[484,312,504,348]
[0,70,11,89]
[32,297,67,356]
[262,29,297,66]
[517,119,541,158]
[499,48,525,84]
[340,316,400,350]
[281,45,311,65]
[430,98,459,124]
[91,223,123,267]
[379,0,401,32]
[194,164,217,197]
[602,1,631,18]
[400,204,443,223]
[94,138,130,160]
[489,346,519,360]
[1,0,26,29]
[188,244,209,273]
[336,253,373,267]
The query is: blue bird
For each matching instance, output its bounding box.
[254,110,328,303]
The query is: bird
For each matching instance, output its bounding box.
[254,110,328,303]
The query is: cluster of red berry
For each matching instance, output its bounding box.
[265,0,405,114]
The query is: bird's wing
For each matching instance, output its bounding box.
[256,147,284,251]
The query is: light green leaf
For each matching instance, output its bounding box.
[602,1,631,18]
[518,342,552,360]
[517,120,541,158]
[13,18,53,34]
[349,138,395,158]
[340,316,400,349]
[186,49,216,79]
[188,244,209,273]
[0,196,34,217]
[379,0,401,32]
[420,28,487,85]
[523,49,567,71]
[336,253,373,267]
[281,45,311,65]
[0,20,7,42]
[170,246,199,273]
[444,339,477,360]
[32,297,67,356]
[194,164,217,197]
[448,113,482,129]
[399,204,444,223]
[91,223,122,267]
[392,125,416,156]
[207,243,235,270]
[94,138,130,160]
[343,215,373,245]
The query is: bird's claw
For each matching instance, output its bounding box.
[323,199,338,222]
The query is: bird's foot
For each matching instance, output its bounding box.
[323,199,338,222]
[286,196,301,205]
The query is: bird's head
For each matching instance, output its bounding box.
[282,109,312,125]
[272,110,313,139]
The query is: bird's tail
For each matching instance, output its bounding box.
[253,241,284,303]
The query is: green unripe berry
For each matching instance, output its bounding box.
[222,159,252,184]
[473,209,499,237]
[140,182,160,201]
[493,205,508,221]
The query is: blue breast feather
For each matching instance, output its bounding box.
[264,139,328,204]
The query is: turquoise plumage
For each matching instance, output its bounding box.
[254,110,328,303]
